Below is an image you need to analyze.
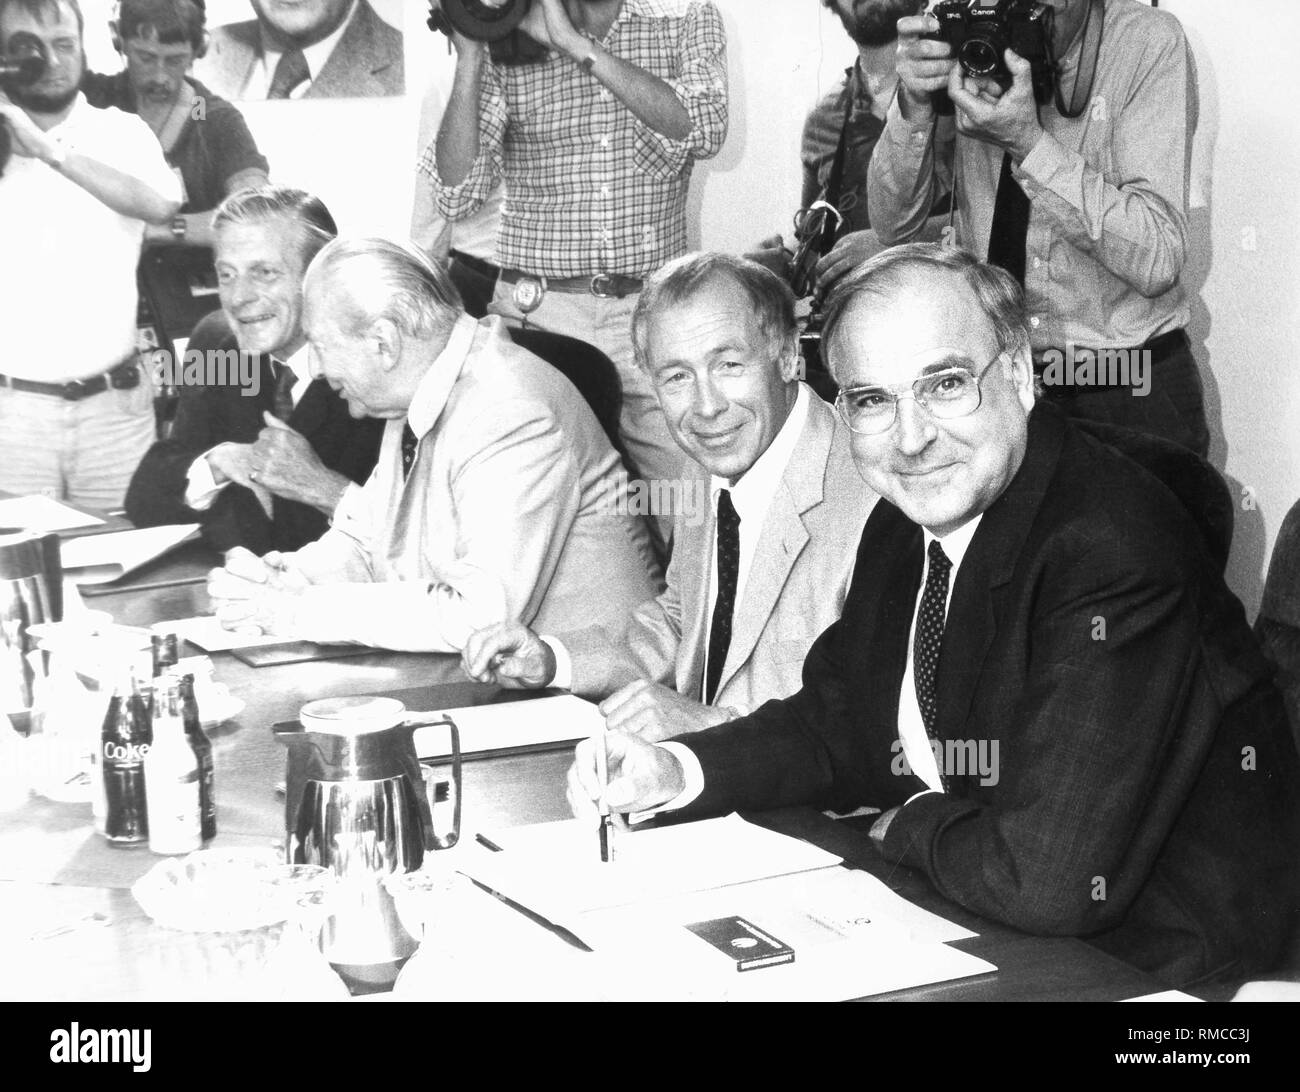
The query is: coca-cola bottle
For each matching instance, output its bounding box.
[178,674,217,842]
[144,676,201,855]
[100,670,152,848]
[150,632,179,679]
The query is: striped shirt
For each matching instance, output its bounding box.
[424,0,727,279]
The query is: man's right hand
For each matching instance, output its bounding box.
[206,442,258,488]
[744,234,794,282]
[566,731,685,819]
[895,13,955,120]
[461,621,557,689]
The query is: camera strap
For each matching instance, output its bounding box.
[1054,0,1104,120]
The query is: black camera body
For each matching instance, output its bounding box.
[0,31,49,177]
[925,0,1056,103]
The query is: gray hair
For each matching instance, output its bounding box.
[212,186,338,270]
[820,243,1032,383]
[630,251,797,371]
[303,237,463,341]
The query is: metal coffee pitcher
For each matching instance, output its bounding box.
[0,529,63,719]
[275,696,461,989]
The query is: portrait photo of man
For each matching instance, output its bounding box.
[195,0,404,100]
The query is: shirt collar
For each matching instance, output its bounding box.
[281,343,312,383]
[48,93,88,137]
[710,382,809,521]
[406,313,478,440]
[261,0,357,82]
[923,513,984,574]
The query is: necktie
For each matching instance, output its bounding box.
[270,361,296,422]
[703,489,740,705]
[267,49,310,100]
[914,540,951,790]
[400,423,419,481]
[987,152,1031,287]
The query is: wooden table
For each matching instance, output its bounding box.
[0,546,1167,1002]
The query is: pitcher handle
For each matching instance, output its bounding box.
[413,716,461,850]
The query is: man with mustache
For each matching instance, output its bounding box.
[0,0,180,508]
[82,0,270,249]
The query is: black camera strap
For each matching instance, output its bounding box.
[1054,0,1104,120]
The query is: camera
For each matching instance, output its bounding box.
[427,0,605,65]
[924,0,1056,103]
[0,31,49,178]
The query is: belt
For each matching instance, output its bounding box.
[0,357,141,401]
[498,268,643,299]
[448,250,501,281]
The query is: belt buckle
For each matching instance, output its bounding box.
[511,274,545,315]
[590,273,617,299]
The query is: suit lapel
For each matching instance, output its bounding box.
[715,397,833,696]
[676,485,714,701]
[309,2,394,98]
[935,405,1068,747]
[289,378,331,439]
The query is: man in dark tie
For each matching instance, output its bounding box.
[569,244,1300,989]
[867,0,1207,455]
[125,186,384,554]
[462,253,874,740]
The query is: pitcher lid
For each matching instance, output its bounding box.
[298,695,407,735]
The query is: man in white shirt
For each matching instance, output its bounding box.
[207,236,662,653]
[124,187,385,553]
[462,252,874,740]
[566,243,1300,989]
[196,0,404,100]
[0,0,180,508]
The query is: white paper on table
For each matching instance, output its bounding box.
[59,524,199,584]
[1122,990,1204,1002]
[0,495,104,533]
[166,615,298,652]
[460,813,843,937]
[411,694,601,758]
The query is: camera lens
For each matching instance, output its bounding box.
[959,38,1000,77]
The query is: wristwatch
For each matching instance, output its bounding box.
[171,216,187,241]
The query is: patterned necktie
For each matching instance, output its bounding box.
[270,361,296,422]
[703,489,741,705]
[267,49,310,99]
[914,539,952,790]
[987,151,1031,287]
[400,423,419,481]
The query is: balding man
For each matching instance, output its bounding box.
[570,244,1300,989]
[208,237,662,652]
[463,253,874,741]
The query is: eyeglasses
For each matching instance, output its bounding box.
[834,351,1006,435]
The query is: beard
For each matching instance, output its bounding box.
[4,80,79,113]
[837,0,922,48]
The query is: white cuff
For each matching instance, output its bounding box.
[184,450,225,510]
[628,741,705,824]
[540,635,572,690]
[330,480,367,527]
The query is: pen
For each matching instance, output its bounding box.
[595,725,615,863]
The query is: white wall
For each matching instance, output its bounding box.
[78,0,1299,614]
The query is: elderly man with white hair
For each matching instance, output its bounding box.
[207,236,661,652]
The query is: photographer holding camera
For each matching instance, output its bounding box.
[0,0,180,509]
[868,0,1206,455]
[425,0,728,551]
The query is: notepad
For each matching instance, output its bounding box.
[60,524,199,584]
[461,813,843,937]
[411,693,601,760]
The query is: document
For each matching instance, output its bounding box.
[411,694,602,759]
[60,525,199,584]
[166,615,298,653]
[461,813,843,933]
[0,495,104,533]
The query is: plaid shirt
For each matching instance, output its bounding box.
[423,0,728,279]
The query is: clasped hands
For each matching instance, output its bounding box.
[207,412,345,516]
[207,546,306,636]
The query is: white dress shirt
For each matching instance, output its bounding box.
[183,344,314,509]
[238,0,358,101]
[661,512,984,813]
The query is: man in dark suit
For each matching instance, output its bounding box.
[125,186,384,554]
[196,0,403,100]
[570,244,1300,988]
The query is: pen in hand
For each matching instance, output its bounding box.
[595,725,615,863]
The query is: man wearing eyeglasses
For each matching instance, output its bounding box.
[568,244,1300,988]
